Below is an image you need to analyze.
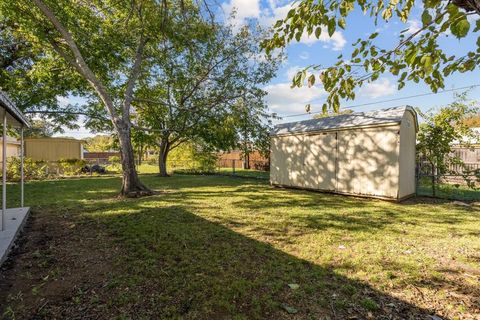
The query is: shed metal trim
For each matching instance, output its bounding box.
[272,121,401,137]
[271,106,417,136]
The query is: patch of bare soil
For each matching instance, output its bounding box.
[0,209,121,319]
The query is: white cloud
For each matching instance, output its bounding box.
[405,20,421,35]
[265,82,326,114]
[222,0,260,30]
[260,2,292,28]
[358,78,396,98]
[224,0,346,50]
[298,30,346,50]
[299,51,310,60]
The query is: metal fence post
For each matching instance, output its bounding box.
[232,159,235,175]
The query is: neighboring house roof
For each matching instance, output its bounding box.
[271,106,417,136]
[0,90,30,128]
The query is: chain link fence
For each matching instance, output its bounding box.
[416,161,480,201]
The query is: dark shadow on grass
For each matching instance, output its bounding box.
[86,205,439,319]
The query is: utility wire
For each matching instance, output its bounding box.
[277,84,480,119]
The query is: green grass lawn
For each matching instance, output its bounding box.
[216,167,269,179]
[0,174,479,319]
[417,177,480,201]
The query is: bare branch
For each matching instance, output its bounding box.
[123,36,147,120]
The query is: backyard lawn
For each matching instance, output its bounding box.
[0,174,479,319]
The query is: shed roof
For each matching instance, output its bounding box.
[272,106,417,136]
[0,90,30,128]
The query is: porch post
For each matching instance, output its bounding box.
[1,110,6,231]
[20,125,24,207]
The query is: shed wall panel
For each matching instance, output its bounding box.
[302,133,336,190]
[271,135,305,186]
[336,127,400,198]
[398,111,417,198]
[25,139,82,161]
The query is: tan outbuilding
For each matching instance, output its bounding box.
[270,106,418,201]
[25,137,84,161]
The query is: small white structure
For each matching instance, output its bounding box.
[270,106,418,201]
[0,90,30,265]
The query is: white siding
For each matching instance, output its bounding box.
[336,126,400,198]
[398,111,417,198]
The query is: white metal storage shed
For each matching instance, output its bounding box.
[270,106,418,201]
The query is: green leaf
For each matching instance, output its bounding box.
[274,20,283,28]
[315,27,322,39]
[295,32,302,42]
[287,9,295,19]
[327,18,336,37]
[405,48,418,65]
[307,74,315,87]
[338,18,346,29]
[450,17,470,39]
[421,55,433,74]
[421,10,432,26]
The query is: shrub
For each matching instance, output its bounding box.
[57,158,87,176]
[6,157,48,181]
[106,155,121,172]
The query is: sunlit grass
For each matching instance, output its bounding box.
[2,174,479,319]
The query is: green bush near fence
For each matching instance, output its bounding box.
[6,157,48,181]
[105,155,121,172]
[6,157,88,180]
[57,158,87,176]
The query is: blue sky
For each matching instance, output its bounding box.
[56,0,480,138]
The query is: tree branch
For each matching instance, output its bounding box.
[123,36,147,121]
[31,0,119,121]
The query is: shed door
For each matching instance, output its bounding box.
[302,133,337,190]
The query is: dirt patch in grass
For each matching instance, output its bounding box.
[0,209,123,319]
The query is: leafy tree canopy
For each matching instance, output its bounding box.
[84,135,116,152]
[417,93,479,193]
[262,0,480,112]
[1,0,211,195]
[0,20,82,131]
[131,22,281,175]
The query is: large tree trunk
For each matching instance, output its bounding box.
[117,123,152,197]
[158,138,170,177]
